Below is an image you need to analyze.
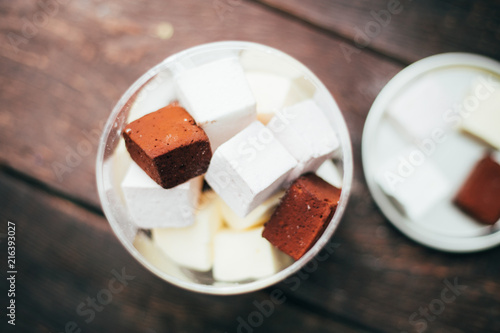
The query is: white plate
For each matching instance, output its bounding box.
[362,53,500,252]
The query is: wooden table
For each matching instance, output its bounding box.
[1,0,499,332]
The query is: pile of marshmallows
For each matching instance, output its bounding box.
[120,53,342,282]
[377,76,500,225]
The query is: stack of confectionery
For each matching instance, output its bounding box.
[119,52,343,282]
[376,76,500,227]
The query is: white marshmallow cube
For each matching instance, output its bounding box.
[461,77,500,150]
[152,191,222,272]
[175,57,257,149]
[316,159,343,188]
[376,148,451,220]
[213,226,293,282]
[283,76,317,107]
[387,77,453,142]
[245,72,292,125]
[218,191,284,231]
[205,121,297,217]
[121,162,202,228]
[268,99,340,183]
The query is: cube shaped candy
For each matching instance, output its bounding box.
[376,147,451,221]
[268,100,339,183]
[121,162,202,228]
[454,155,500,225]
[152,191,222,271]
[315,159,343,189]
[213,226,293,282]
[461,78,500,150]
[263,173,341,260]
[175,57,257,149]
[205,121,297,217]
[245,72,292,125]
[123,104,212,189]
[386,77,453,142]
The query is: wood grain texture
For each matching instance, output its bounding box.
[255,0,500,64]
[0,0,401,207]
[0,171,365,333]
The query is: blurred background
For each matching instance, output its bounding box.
[0,0,499,332]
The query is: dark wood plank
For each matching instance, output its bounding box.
[0,0,401,207]
[0,171,365,333]
[255,0,500,64]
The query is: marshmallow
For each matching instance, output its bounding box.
[175,57,257,149]
[152,191,222,272]
[218,191,284,231]
[387,77,453,142]
[245,72,292,125]
[268,100,340,183]
[121,162,202,228]
[128,70,177,122]
[205,121,297,217]
[133,232,187,280]
[213,226,293,282]
[284,76,317,107]
[461,77,500,150]
[246,71,318,125]
[315,159,343,188]
[376,148,451,220]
